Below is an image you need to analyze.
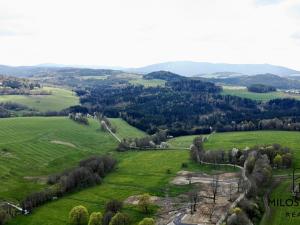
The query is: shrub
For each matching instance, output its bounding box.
[69,205,89,225]
[138,194,152,214]
[138,218,155,225]
[109,212,130,225]
[88,212,103,225]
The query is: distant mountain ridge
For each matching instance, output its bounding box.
[202,73,300,89]
[1,61,299,78]
[127,61,300,77]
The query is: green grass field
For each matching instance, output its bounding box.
[0,87,79,112]
[222,86,300,101]
[169,131,300,166]
[109,118,146,139]
[129,79,165,87]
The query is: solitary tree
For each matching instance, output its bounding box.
[211,175,219,204]
[88,212,103,225]
[138,218,155,225]
[69,205,89,225]
[138,194,152,214]
[109,212,130,225]
[188,191,198,214]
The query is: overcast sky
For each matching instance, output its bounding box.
[0,0,300,69]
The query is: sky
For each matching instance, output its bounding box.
[0,0,300,70]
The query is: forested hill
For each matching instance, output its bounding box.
[75,77,300,136]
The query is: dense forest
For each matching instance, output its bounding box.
[247,84,276,93]
[75,75,300,136]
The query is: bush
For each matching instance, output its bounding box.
[227,208,251,225]
[138,218,155,225]
[138,194,152,214]
[88,212,103,225]
[69,205,89,225]
[109,212,130,225]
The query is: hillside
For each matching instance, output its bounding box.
[0,87,79,112]
[0,117,118,202]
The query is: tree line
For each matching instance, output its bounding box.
[117,130,168,151]
[21,155,116,212]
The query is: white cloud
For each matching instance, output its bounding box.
[0,0,300,70]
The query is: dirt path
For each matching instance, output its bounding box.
[101,120,121,143]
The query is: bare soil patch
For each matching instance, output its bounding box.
[156,171,241,225]
[124,195,161,205]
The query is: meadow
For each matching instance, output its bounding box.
[0,87,79,112]
[222,86,300,101]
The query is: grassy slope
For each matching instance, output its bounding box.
[109,118,146,139]
[222,87,300,101]
[0,117,118,202]
[0,87,79,112]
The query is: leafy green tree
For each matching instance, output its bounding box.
[274,154,282,168]
[109,212,130,225]
[138,194,152,214]
[69,205,89,225]
[88,212,103,225]
[138,218,155,225]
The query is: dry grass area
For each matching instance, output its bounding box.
[50,140,77,148]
